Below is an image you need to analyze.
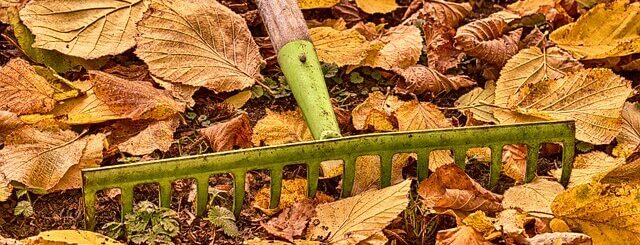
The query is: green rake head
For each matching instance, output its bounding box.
[82,120,575,230]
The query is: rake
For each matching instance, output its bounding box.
[81,0,575,230]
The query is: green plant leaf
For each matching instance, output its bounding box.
[207,206,239,237]
[14,200,34,217]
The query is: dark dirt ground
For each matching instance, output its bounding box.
[0,0,582,244]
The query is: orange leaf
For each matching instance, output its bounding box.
[199,113,252,152]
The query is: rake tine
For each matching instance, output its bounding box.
[196,175,209,216]
[525,143,540,183]
[121,185,134,221]
[488,145,503,189]
[159,181,172,209]
[560,139,575,187]
[269,167,283,209]
[417,150,430,181]
[307,161,320,198]
[84,189,97,230]
[454,148,467,169]
[341,156,356,198]
[379,152,394,188]
[232,171,246,216]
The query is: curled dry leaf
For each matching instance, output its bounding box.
[494,209,536,244]
[454,17,522,66]
[501,177,564,218]
[550,151,623,188]
[418,165,503,212]
[435,225,493,245]
[90,71,183,121]
[0,59,57,115]
[550,0,640,60]
[354,0,398,14]
[136,0,265,92]
[298,0,339,9]
[360,25,423,70]
[526,232,592,245]
[244,238,321,245]
[0,111,23,142]
[108,115,180,156]
[502,144,527,183]
[310,27,369,66]
[422,0,472,28]
[552,182,640,244]
[261,201,315,242]
[497,68,632,145]
[308,179,410,245]
[617,102,640,153]
[199,113,252,152]
[0,173,12,202]
[351,91,401,131]
[252,109,312,146]
[395,65,476,95]
[19,0,149,59]
[507,0,573,26]
[455,80,498,123]
[423,21,466,73]
[0,126,105,190]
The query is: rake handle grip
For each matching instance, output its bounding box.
[256,0,341,139]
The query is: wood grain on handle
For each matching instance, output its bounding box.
[256,0,309,51]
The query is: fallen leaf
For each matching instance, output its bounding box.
[519,27,545,49]
[496,68,632,145]
[0,173,12,202]
[395,65,476,95]
[253,179,333,211]
[0,111,23,142]
[90,71,183,121]
[550,151,623,188]
[617,102,640,153]
[332,2,364,26]
[136,0,265,92]
[252,109,312,146]
[418,165,503,212]
[355,0,398,14]
[351,91,400,131]
[423,22,466,73]
[360,25,423,70]
[526,232,592,245]
[621,58,640,71]
[494,209,529,244]
[601,157,640,185]
[550,218,571,232]
[103,64,151,82]
[454,17,522,66]
[298,0,340,9]
[502,177,564,218]
[224,91,253,110]
[550,0,640,60]
[435,225,493,245]
[310,27,370,66]
[261,201,315,242]
[308,179,411,244]
[19,0,149,59]
[462,211,498,239]
[152,76,198,108]
[0,126,105,190]
[22,230,123,244]
[422,0,472,28]
[351,153,412,195]
[552,182,640,244]
[0,59,58,115]
[455,81,498,123]
[244,238,321,245]
[507,0,573,27]
[0,0,25,23]
[502,144,527,183]
[357,232,388,245]
[199,113,252,152]
[48,90,124,125]
[109,115,180,156]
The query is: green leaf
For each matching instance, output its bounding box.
[207,206,239,237]
[322,63,339,78]
[350,72,364,84]
[14,200,34,217]
[576,142,594,153]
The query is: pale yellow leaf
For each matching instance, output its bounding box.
[355,0,398,14]
[526,232,592,245]
[199,113,252,152]
[617,102,640,152]
[114,115,179,155]
[19,0,149,59]
[0,59,57,115]
[550,151,623,188]
[455,80,498,123]
[502,177,564,218]
[136,0,265,92]
[550,0,640,59]
[298,0,340,9]
[552,182,640,245]
[395,65,475,95]
[48,90,124,125]
[308,179,410,244]
[23,230,123,244]
[493,209,530,243]
[454,17,522,66]
[436,225,493,245]
[0,0,26,23]
[252,109,312,146]
[360,25,423,70]
[310,27,369,66]
[224,91,252,110]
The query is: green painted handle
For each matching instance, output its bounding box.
[278,40,342,139]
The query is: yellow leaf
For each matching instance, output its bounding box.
[48,90,124,125]
[601,157,640,185]
[552,182,640,245]
[136,0,265,93]
[199,113,252,152]
[19,0,149,59]
[550,0,640,60]
[502,177,564,218]
[455,81,497,123]
[454,17,522,66]
[617,102,640,153]
[23,230,123,245]
[0,59,57,115]
[462,211,496,237]
[0,126,105,190]
[252,109,312,146]
[351,153,413,195]
[109,115,180,156]
[360,25,423,70]
[436,225,493,245]
[223,91,252,110]
[308,180,411,244]
[0,111,23,142]
[355,0,398,14]
[310,27,369,66]
[550,151,623,188]
[298,0,339,9]
[253,178,333,212]
[550,218,571,232]
[496,68,632,144]
[395,65,475,95]
[351,91,400,131]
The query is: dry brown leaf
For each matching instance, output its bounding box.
[360,25,423,70]
[436,225,493,245]
[136,0,265,92]
[90,71,183,121]
[351,91,401,131]
[454,17,522,66]
[600,157,640,185]
[109,116,179,156]
[496,68,632,145]
[422,0,472,28]
[351,153,412,195]
[199,113,252,152]
[395,65,475,95]
[0,0,26,23]
[48,90,124,125]
[0,111,23,142]
[310,27,369,66]
[0,59,58,115]
[621,58,640,71]
[526,232,592,245]
[502,177,564,218]
[551,151,623,188]
[152,76,198,108]
[494,209,530,244]
[617,102,640,153]
[355,0,398,14]
[550,0,640,60]
[0,126,105,190]
[332,2,364,26]
[298,0,340,9]
[19,0,149,59]
[423,22,466,73]
[244,238,321,245]
[502,144,527,182]
[252,109,312,146]
[455,81,497,123]
[0,173,12,202]
[507,0,573,27]
[552,182,640,244]
[308,179,410,244]
[262,201,315,243]
[418,165,503,212]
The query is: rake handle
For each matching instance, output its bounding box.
[256,0,342,140]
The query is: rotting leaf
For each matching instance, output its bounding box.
[252,109,312,146]
[0,59,58,115]
[550,151,623,188]
[435,225,493,245]
[501,177,564,218]
[19,0,150,59]
[310,27,370,67]
[109,115,180,156]
[455,81,498,123]
[199,113,252,152]
[308,179,410,244]
[354,0,398,14]
[261,200,315,242]
[395,65,475,95]
[136,0,265,93]
[454,17,522,66]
